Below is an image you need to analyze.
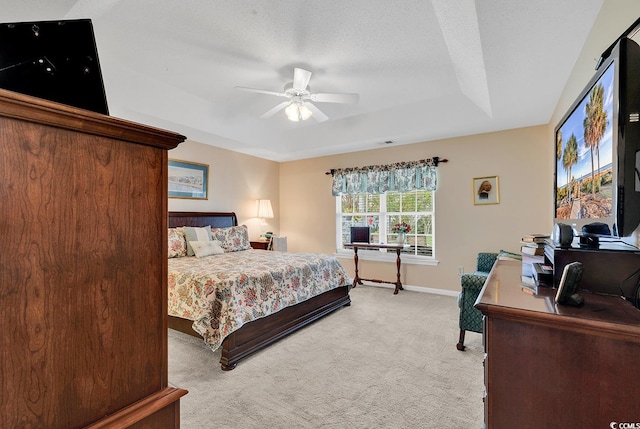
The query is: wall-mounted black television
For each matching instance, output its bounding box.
[0,19,108,115]
[554,37,640,247]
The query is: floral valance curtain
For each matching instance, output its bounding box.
[331,159,438,196]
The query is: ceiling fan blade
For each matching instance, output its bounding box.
[310,92,359,104]
[236,86,286,97]
[260,101,290,119]
[305,102,329,123]
[293,68,312,91]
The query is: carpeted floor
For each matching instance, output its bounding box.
[168,285,485,428]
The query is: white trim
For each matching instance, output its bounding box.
[336,250,439,266]
[356,281,459,297]
[335,190,436,261]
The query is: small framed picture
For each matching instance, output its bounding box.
[168,159,208,199]
[473,176,499,205]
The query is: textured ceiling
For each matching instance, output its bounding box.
[3,0,604,161]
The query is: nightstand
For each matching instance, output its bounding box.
[250,240,270,250]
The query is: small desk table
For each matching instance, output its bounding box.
[344,243,407,294]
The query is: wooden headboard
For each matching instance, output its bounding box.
[168,211,238,228]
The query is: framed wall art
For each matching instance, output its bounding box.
[168,159,208,199]
[473,176,499,205]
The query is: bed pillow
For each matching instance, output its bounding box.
[183,225,212,256]
[211,225,251,252]
[190,240,225,258]
[168,228,187,258]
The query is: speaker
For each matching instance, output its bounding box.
[554,223,573,248]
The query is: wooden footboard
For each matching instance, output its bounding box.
[168,285,351,370]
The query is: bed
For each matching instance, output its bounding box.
[167,211,352,370]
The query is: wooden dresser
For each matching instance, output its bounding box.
[0,89,188,428]
[476,259,640,429]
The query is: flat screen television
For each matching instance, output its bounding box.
[0,19,108,115]
[554,37,640,247]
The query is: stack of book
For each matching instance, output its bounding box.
[520,233,550,256]
[532,262,553,286]
[520,233,551,283]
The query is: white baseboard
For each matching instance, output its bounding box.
[357,281,459,297]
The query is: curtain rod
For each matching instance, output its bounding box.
[325,156,448,175]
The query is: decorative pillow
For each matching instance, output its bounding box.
[190,240,225,258]
[183,226,212,256]
[168,228,187,258]
[210,225,251,252]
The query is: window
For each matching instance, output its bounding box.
[336,189,434,258]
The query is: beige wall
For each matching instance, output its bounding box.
[168,140,280,241]
[280,125,551,294]
[170,128,553,295]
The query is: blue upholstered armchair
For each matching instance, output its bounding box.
[457,252,498,351]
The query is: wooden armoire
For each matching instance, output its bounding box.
[0,89,188,428]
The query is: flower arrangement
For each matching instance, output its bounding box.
[392,222,411,233]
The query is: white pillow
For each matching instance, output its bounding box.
[190,240,224,258]
[183,226,212,256]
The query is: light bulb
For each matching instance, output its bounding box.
[299,104,312,120]
[285,103,299,121]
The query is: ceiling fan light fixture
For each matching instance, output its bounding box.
[238,67,358,122]
[285,101,312,122]
[285,102,300,121]
[299,104,312,121]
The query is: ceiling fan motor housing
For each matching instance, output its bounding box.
[284,82,310,98]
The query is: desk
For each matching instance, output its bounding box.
[475,259,640,428]
[344,243,406,294]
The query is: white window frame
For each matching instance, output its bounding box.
[335,190,438,266]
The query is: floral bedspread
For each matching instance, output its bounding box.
[168,249,351,351]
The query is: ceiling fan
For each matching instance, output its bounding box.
[236,67,359,122]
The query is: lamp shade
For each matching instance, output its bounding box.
[257,199,274,219]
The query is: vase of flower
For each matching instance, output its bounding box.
[392,222,411,245]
